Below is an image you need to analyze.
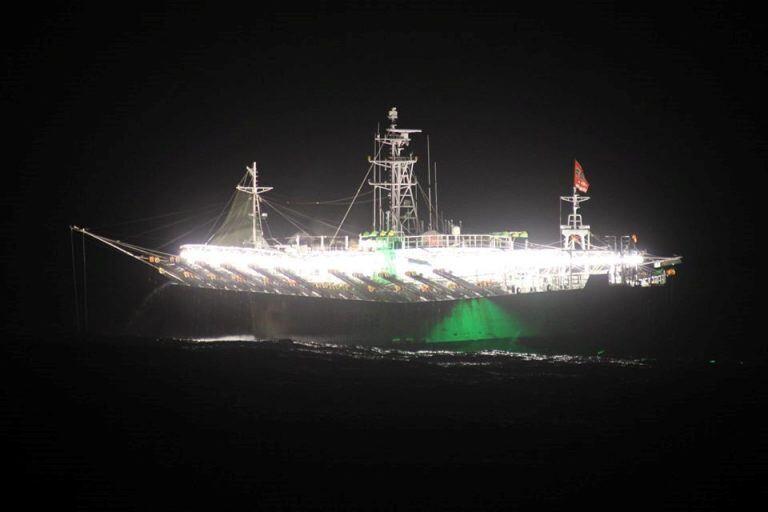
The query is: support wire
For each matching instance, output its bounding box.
[331,142,384,244]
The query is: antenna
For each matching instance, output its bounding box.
[388,107,398,125]
[434,161,439,232]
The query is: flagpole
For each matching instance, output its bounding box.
[572,186,578,229]
[572,158,578,228]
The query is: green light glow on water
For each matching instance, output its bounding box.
[425,298,526,343]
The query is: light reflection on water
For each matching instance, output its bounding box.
[179,335,648,369]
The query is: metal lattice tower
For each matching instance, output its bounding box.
[560,187,591,250]
[369,107,422,235]
[236,162,273,248]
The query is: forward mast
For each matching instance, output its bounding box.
[236,162,273,248]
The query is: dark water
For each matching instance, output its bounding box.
[2,335,765,510]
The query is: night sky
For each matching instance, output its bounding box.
[4,2,763,356]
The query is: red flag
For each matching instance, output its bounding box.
[574,159,589,193]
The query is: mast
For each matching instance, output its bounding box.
[368,107,422,235]
[427,135,433,231]
[560,186,591,250]
[236,162,273,248]
[372,128,378,231]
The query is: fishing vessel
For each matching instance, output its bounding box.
[73,107,682,352]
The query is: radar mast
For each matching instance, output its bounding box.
[369,107,422,235]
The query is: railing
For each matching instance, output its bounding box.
[398,234,521,250]
[267,235,352,251]
[270,233,529,251]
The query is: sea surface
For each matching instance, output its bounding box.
[2,335,765,510]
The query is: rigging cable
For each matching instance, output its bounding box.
[81,230,88,333]
[116,239,176,258]
[93,202,224,230]
[331,142,384,244]
[269,201,356,235]
[156,215,220,251]
[261,198,311,236]
[282,190,373,205]
[263,215,276,242]
[125,205,221,238]
[205,186,240,243]
[69,227,81,333]
[416,181,438,228]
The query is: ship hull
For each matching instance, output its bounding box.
[126,275,679,356]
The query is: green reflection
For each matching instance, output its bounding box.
[426,298,526,343]
[375,240,397,282]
